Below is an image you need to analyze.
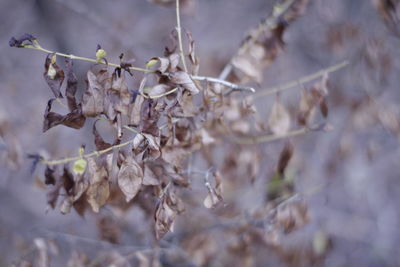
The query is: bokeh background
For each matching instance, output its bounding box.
[1,0,400,266]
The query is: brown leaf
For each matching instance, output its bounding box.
[92,120,112,150]
[43,53,64,98]
[86,158,110,212]
[169,71,200,94]
[203,171,223,209]
[62,167,74,196]
[104,70,131,120]
[117,156,143,202]
[60,196,73,214]
[139,99,161,136]
[143,164,161,186]
[65,59,79,111]
[186,30,200,75]
[154,188,184,239]
[374,0,400,36]
[276,201,309,234]
[82,68,107,117]
[43,99,86,132]
[44,166,55,185]
[268,97,291,136]
[277,142,293,176]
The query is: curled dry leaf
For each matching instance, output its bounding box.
[43,99,86,132]
[44,53,64,98]
[298,74,329,125]
[104,70,131,120]
[268,97,291,136]
[92,120,120,151]
[82,68,108,117]
[44,166,56,185]
[65,59,79,111]
[155,188,184,239]
[203,171,223,209]
[276,200,309,234]
[133,133,161,161]
[186,30,200,75]
[86,158,110,212]
[170,71,200,94]
[277,141,294,176]
[143,164,161,186]
[117,156,143,202]
[9,33,37,48]
[373,0,400,36]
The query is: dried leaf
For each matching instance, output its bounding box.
[62,167,75,195]
[154,189,184,239]
[143,164,161,186]
[92,120,112,150]
[139,99,160,136]
[82,68,107,117]
[9,33,37,48]
[203,171,223,209]
[268,97,291,136]
[104,70,131,119]
[276,201,309,234]
[374,0,400,36]
[86,158,110,212]
[277,142,293,175]
[44,166,55,185]
[43,99,86,132]
[186,30,200,75]
[60,196,73,214]
[117,156,143,202]
[65,59,79,111]
[169,71,200,94]
[43,53,64,98]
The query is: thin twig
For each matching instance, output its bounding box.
[176,0,188,72]
[141,87,179,99]
[192,75,255,94]
[42,139,133,166]
[27,45,153,73]
[251,61,349,98]
[230,123,329,145]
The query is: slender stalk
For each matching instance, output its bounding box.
[192,75,255,93]
[231,127,310,145]
[42,139,134,166]
[27,45,153,73]
[251,61,349,98]
[141,87,179,99]
[176,0,188,72]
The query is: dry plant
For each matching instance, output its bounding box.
[8,0,351,266]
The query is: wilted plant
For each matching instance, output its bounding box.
[9,0,350,265]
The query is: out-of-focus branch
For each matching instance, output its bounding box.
[218,0,296,80]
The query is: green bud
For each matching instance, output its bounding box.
[146,59,158,68]
[72,158,87,175]
[96,49,107,61]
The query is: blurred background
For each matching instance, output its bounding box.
[1,0,400,266]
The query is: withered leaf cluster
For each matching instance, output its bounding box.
[11,0,329,252]
[231,0,311,83]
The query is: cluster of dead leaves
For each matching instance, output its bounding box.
[231,0,311,83]
[8,1,324,253]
